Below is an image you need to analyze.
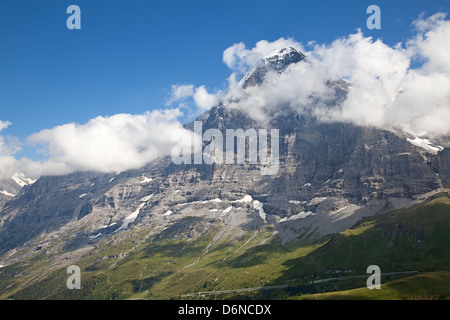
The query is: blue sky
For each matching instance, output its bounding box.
[0,0,449,162]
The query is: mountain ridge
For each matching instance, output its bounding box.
[1,48,450,300]
[239,47,307,88]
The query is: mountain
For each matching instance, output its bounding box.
[1,48,450,300]
[239,47,306,88]
[0,174,35,208]
[238,46,350,107]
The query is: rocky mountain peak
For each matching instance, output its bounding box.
[0,173,36,207]
[239,47,306,88]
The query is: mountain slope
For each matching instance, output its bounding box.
[1,47,450,300]
[239,47,307,88]
[0,174,35,208]
[1,194,449,300]
[0,110,446,260]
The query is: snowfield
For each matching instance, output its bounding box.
[116,202,146,231]
[407,137,444,153]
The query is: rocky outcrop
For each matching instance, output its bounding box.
[1,47,449,265]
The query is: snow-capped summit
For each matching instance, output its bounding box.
[0,173,36,207]
[262,47,306,64]
[240,47,306,88]
[11,173,36,188]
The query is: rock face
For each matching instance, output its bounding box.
[432,148,450,187]
[0,48,449,264]
[240,47,306,88]
[0,174,35,208]
[0,180,19,208]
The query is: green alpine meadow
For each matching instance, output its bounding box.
[1,193,449,300]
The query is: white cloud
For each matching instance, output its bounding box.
[2,13,450,181]
[165,84,195,106]
[0,120,11,132]
[165,83,221,112]
[225,60,334,122]
[24,109,196,176]
[413,12,447,33]
[0,156,19,180]
[309,30,410,127]
[223,38,304,73]
[410,13,450,74]
[221,13,450,136]
[193,85,221,110]
[0,120,23,179]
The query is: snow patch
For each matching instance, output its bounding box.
[302,183,311,188]
[407,137,444,153]
[163,210,173,216]
[223,206,233,214]
[99,222,117,230]
[253,200,267,223]
[89,233,102,240]
[289,200,301,205]
[333,206,348,214]
[116,203,146,232]
[106,222,117,228]
[0,190,15,197]
[176,198,222,207]
[280,211,315,222]
[233,195,253,203]
[12,173,36,187]
[140,177,153,184]
[308,197,327,205]
[140,193,154,202]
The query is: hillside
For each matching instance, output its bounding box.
[1,47,450,301]
[1,194,449,300]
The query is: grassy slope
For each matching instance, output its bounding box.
[297,271,450,300]
[1,194,450,300]
[228,194,450,300]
